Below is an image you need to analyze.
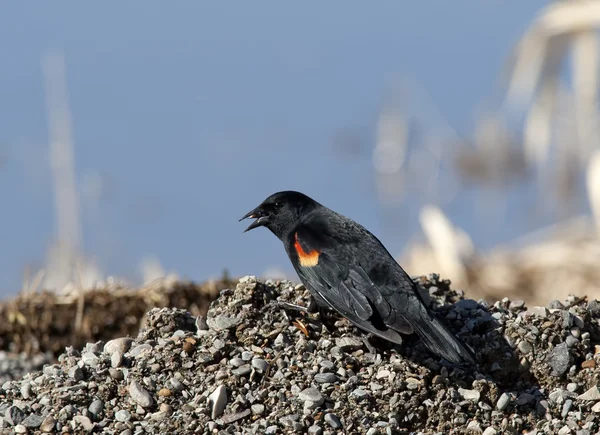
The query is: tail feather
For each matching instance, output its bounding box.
[400,302,476,366]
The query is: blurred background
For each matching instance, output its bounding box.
[2,0,600,311]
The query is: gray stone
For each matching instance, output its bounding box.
[251,404,265,415]
[530,306,549,318]
[308,425,323,435]
[115,410,131,422]
[104,337,134,355]
[68,366,84,381]
[509,300,525,310]
[482,428,497,435]
[335,337,363,351]
[578,386,600,401]
[72,415,94,431]
[39,416,55,432]
[546,343,570,376]
[251,358,268,373]
[21,414,43,428]
[324,413,342,429]
[14,425,27,434]
[88,399,104,418]
[81,351,100,367]
[299,388,324,405]
[206,315,242,331]
[496,393,510,411]
[518,341,533,354]
[20,382,32,400]
[458,388,480,401]
[232,364,252,376]
[5,405,25,426]
[314,373,337,384]
[208,385,227,419]
[128,380,153,408]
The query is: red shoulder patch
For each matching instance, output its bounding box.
[294,232,320,267]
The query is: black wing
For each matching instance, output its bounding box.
[293,222,476,366]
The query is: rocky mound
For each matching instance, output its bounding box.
[1,275,599,434]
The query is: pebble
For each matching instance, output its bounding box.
[299,388,324,405]
[21,414,44,428]
[104,337,134,355]
[14,425,27,434]
[208,385,227,419]
[5,405,25,426]
[39,415,55,432]
[88,399,104,418]
[324,413,342,429]
[458,388,480,402]
[496,393,510,411]
[314,373,337,383]
[578,386,600,401]
[72,415,94,431]
[335,337,363,351]
[3,278,600,434]
[115,410,131,422]
[81,351,100,367]
[251,358,268,373]
[546,343,570,376]
[128,380,153,408]
[206,314,242,331]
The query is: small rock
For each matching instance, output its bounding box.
[72,415,94,431]
[458,388,480,402]
[578,386,600,401]
[251,358,268,373]
[104,337,134,355]
[81,351,100,367]
[509,300,525,310]
[39,416,55,432]
[496,393,510,411]
[562,399,573,417]
[14,425,27,434]
[206,315,242,331]
[251,404,265,415]
[129,380,153,408]
[335,337,363,351]
[516,393,535,405]
[314,373,337,384]
[20,383,32,400]
[482,428,497,435]
[158,388,172,397]
[208,385,227,419]
[530,306,549,318]
[5,405,25,426]
[308,425,323,435]
[567,383,579,393]
[324,413,342,429]
[546,343,570,376]
[592,401,600,413]
[232,364,252,376]
[518,341,533,354]
[582,360,596,369]
[68,366,84,381]
[299,388,324,405]
[115,410,131,422]
[21,414,43,428]
[88,399,104,418]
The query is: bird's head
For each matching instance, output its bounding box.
[240,190,317,238]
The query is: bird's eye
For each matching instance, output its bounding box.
[274,202,282,208]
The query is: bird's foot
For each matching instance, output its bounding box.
[361,333,378,355]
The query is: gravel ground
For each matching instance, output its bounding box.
[1,275,600,434]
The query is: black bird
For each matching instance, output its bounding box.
[240,190,476,366]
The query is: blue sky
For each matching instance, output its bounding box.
[0,2,550,294]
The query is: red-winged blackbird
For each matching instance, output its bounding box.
[240,191,476,366]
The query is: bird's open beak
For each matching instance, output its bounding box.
[239,206,271,232]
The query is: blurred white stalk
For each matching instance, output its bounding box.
[42,53,89,292]
[588,151,600,234]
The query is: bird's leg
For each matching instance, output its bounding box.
[275,298,319,313]
[361,333,378,355]
[318,305,337,333]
